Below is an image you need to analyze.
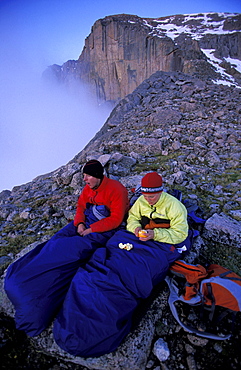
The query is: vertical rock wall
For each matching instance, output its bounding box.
[76,15,183,101]
[44,13,241,103]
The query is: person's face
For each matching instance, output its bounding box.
[143,192,161,205]
[83,173,101,189]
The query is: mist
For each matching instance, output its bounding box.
[0,0,113,192]
[0,22,110,191]
[0,63,111,192]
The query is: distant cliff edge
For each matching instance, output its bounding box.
[43,12,241,103]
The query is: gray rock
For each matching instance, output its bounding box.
[203,212,241,248]
[70,172,83,189]
[20,208,32,219]
[0,190,11,203]
[229,209,241,221]
[1,269,168,370]
[153,338,170,362]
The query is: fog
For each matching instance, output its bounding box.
[0,4,111,192]
[0,61,111,191]
[0,0,112,192]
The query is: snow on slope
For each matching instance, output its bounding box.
[136,13,241,87]
[149,13,239,40]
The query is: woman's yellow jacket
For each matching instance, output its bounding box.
[127,191,188,244]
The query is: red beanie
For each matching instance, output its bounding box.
[141,172,163,194]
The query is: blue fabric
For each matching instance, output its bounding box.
[53,230,193,357]
[4,207,194,357]
[84,203,110,228]
[4,208,115,337]
[188,210,206,225]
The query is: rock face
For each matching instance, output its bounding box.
[44,13,241,102]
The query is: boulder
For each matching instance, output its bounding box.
[203,212,241,248]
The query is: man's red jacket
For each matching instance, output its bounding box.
[74,176,129,233]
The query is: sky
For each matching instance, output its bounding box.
[0,0,241,191]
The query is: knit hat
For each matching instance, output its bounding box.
[141,172,163,194]
[82,160,104,179]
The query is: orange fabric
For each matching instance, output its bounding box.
[184,286,198,300]
[74,176,129,232]
[202,284,240,311]
[203,264,241,311]
[170,261,241,312]
[170,261,208,284]
[170,261,208,300]
[144,219,170,229]
[207,264,241,281]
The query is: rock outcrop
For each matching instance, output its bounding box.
[1,69,241,369]
[44,13,241,103]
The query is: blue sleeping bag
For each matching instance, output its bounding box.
[4,205,115,337]
[5,203,194,357]
[53,229,194,357]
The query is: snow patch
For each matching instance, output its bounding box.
[144,12,240,41]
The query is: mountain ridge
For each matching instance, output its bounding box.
[44,12,241,103]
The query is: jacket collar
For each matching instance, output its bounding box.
[92,175,108,192]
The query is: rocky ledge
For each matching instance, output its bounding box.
[0,211,241,369]
[0,71,241,369]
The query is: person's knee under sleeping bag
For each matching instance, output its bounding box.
[4,205,115,336]
[53,229,192,357]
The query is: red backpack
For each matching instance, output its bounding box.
[165,260,241,340]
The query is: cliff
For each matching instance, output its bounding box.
[44,12,241,102]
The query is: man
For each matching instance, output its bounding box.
[74,159,129,235]
[5,159,129,338]
[127,171,188,245]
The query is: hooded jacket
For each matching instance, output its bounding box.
[74,176,129,233]
[127,191,188,244]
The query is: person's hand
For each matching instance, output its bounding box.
[77,223,86,236]
[139,229,154,241]
[134,227,142,237]
[82,228,92,236]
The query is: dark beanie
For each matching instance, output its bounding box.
[141,172,163,194]
[82,160,104,179]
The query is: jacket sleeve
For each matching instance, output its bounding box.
[73,188,87,227]
[126,199,142,233]
[153,203,188,244]
[90,185,129,233]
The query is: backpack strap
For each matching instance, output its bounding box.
[219,271,241,281]
[165,276,231,341]
[204,282,216,321]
